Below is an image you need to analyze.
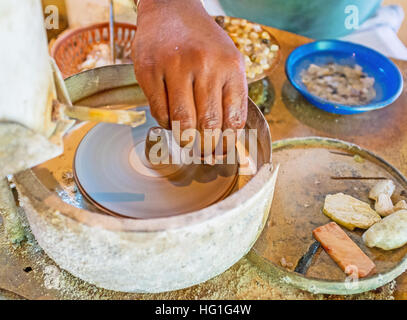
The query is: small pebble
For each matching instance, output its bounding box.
[280,257,293,268]
[353,154,365,163]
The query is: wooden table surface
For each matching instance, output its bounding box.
[262,25,407,299]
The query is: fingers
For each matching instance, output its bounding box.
[135,70,170,129]
[194,76,223,155]
[222,72,248,131]
[165,73,197,147]
[221,71,248,154]
[134,53,247,157]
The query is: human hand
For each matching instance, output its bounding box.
[132,0,247,151]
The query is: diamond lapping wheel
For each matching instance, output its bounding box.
[73,107,239,219]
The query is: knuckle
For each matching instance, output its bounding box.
[179,118,195,130]
[157,120,170,130]
[172,105,189,120]
[156,117,170,129]
[189,46,208,59]
[189,47,212,72]
[225,106,246,129]
[172,105,195,129]
[134,57,157,76]
[225,117,244,129]
[227,50,245,70]
[151,109,169,129]
[165,50,182,65]
[198,111,222,130]
[155,113,170,126]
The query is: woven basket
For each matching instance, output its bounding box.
[51,22,137,78]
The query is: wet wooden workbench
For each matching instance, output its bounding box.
[261,26,407,299]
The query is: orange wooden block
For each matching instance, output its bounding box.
[313,222,376,278]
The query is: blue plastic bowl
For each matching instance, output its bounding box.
[285,40,403,114]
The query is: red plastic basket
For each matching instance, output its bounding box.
[51,22,137,78]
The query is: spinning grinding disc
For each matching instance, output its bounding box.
[73,106,239,219]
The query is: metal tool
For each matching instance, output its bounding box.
[109,0,116,64]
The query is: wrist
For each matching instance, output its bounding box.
[137,0,205,15]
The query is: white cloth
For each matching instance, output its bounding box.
[342,5,407,60]
[203,0,225,15]
[204,0,407,60]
